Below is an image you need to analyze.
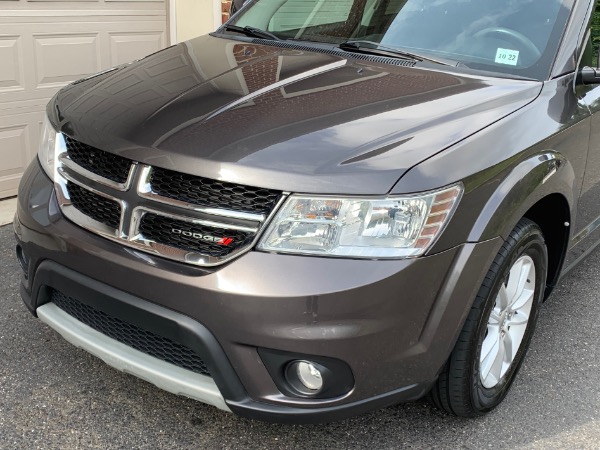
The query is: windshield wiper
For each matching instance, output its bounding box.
[339,41,455,66]
[223,25,280,41]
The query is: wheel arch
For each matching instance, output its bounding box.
[468,151,574,299]
[522,194,570,299]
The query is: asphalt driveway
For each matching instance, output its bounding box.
[1,223,599,449]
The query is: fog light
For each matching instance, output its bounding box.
[286,360,324,394]
[259,348,354,399]
[296,361,323,391]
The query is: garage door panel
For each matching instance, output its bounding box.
[3,2,165,14]
[0,21,166,104]
[0,0,166,198]
[0,36,25,92]
[0,125,29,176]
[0,122,32,198]
[105,0,163,2]
[109,32,165,66]
[34,33,102,88]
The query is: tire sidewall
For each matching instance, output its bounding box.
[470,226,547,412]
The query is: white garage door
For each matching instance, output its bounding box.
[0,0,167,198]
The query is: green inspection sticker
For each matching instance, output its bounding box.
[495,48,519,66]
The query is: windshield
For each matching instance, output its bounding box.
[228,0,572,79]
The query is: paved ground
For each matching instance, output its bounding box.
[0,197,16,226]
[1,223,599,450]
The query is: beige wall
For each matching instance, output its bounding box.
[175,0,219,42]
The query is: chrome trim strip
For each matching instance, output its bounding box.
[249,193,288,241]
[58,168,122,204]
[123,196,287,267]
[137,165,267,223]
[55,169,125,239]
[59,133,136,191]
[60,154,135,191]
[132,206,259,233]
[127,207,260,267]
[60,203,121,239]
[37,303,230,412]
[124,237,249,267]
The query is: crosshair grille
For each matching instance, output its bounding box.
[149,167,282,215]
[55,135,284,267]
[67,182,121,229]
[64,135,132,184]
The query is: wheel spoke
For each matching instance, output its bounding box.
[506,310,529,327]
[489,308,502,325]
[480,333,499,378]
[488,335,506,384]
[481,331,504,387]
[503,331,514,364]
[497,285,510,310]
[481,326,500,363]
[505,258,524,301]
[510,288,534,313]
[507,258,531,307]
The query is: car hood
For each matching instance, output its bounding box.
[52,34,542,195]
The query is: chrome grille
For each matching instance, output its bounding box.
[139,213,254,258]
[64,135,132,184]
[54,134,285,266]
[149,167,281,215]
[67,182,121,229]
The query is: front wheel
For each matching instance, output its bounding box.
[431,218,547,417]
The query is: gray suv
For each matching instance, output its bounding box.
[13,0,600,422]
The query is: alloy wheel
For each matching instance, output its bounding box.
[479,255,536,389]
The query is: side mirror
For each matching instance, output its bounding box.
[579,66,600,85]
[578,43,600,85]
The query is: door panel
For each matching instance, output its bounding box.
[567,4,600,267]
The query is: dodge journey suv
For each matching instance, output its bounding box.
[13,0,600,422]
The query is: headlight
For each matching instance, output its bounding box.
[257,184,462,259]
[38,114,62,182]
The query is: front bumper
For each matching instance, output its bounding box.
[36,301,230,411]
[14,161,503,423]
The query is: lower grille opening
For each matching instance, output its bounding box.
[139,213,255,257]
[67,182,121,229]
[50,289,211,377]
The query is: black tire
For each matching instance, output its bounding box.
[430,218,547,417]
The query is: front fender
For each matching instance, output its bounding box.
[467,151,575,242]
[391,74,588,256]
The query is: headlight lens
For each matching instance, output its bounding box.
[38,115,61,182]
[258,184,462,259]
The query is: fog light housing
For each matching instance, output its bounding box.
[288,361,323,393]
[259,348,354,399]
[15,244,29,278]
